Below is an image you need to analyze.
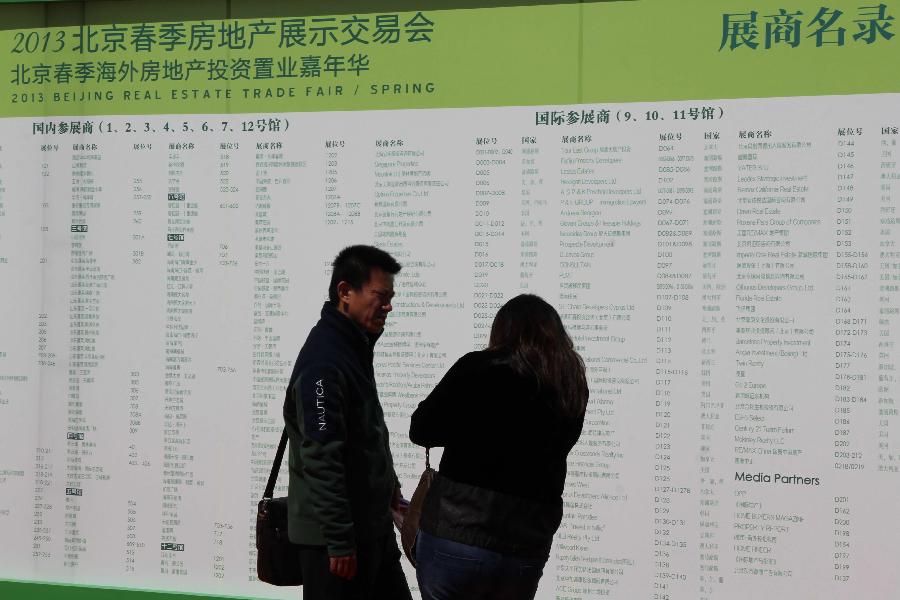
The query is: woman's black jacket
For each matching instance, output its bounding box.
[409,350,585,559]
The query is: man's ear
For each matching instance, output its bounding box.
[336,280,352,309]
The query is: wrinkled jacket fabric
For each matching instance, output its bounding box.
[283,302,397,556]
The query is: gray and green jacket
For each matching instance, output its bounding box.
[282,302,398,556]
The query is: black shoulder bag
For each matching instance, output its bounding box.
[256,428,303,585]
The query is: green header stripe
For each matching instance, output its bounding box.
[583,0,900,103]
[0,580,245,600]
[0,2,896,113]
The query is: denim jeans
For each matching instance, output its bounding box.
[415,530,546,600]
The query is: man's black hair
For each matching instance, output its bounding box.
[328,245,401,305]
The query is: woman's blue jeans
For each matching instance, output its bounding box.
[415,530,546,600]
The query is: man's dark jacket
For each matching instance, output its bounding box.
[283,302,398,557]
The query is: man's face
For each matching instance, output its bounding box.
[338,267,395,334]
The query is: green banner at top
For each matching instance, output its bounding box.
[0,0,897,117]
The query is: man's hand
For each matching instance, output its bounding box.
[391,486,409,530]
[391,485,406,511]
[329,553,357,580]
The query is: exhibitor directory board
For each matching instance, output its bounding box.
[0,1,899,598]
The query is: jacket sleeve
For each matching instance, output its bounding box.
[293,363,355,556]
[409,353,472,447]
[563,408,586,452]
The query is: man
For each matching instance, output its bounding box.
[283,245,412,600]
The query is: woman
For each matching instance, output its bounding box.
[409,294,588,600]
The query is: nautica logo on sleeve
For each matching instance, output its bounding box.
[315,379,327,431]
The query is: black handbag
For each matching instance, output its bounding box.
[400,447,434,567]
[256,428,303,585]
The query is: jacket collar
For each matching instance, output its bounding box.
[320,301,381,359]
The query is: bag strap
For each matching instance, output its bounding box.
[264,428,288,500]
[425,447,431,470]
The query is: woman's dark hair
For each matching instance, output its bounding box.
[328,245,401,304]
[488,294,588,418]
